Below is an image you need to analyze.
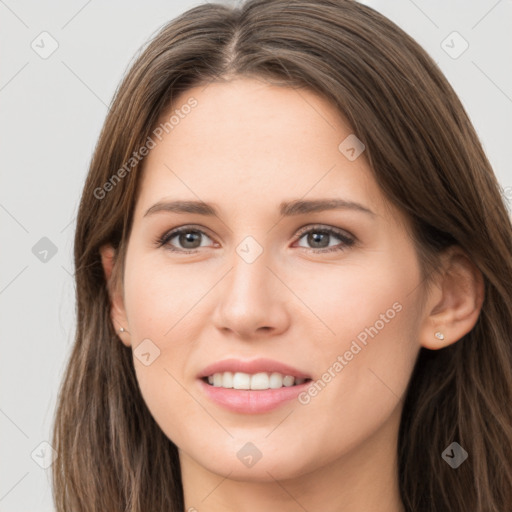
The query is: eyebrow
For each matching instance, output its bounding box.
[144,198,375,218]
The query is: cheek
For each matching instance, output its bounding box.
[123,253,205,340]
[122,255,215,443]
[294,246,422,448]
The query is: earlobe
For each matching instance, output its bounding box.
[99,244,131,347]
[419,246,484,350]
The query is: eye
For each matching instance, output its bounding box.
[293,225,355,253]
[155,224,356,254]
[156,226,215,253]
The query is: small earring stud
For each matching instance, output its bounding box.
[434,331,445,340]
[119,327,126,333]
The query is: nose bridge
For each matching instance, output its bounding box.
[226,233,275,303]
[213,231,289,336]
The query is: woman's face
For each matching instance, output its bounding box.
[110,77,428,481]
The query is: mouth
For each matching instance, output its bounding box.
[201,372,312,390]
[198,375,313,414]
[197,358,314,414]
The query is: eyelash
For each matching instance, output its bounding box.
[154,224,356,255]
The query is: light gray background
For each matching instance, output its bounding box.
[1,1,511,510]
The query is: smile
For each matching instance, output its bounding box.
[203,371,309,390]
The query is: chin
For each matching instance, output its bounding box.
[182,437,317,482]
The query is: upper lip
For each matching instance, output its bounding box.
[198,358,312,380]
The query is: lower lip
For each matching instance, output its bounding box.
[198,378,311,414]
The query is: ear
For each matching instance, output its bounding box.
[419,245,484,350]
[100,244,131,347]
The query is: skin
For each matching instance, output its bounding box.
[101,77,484,512]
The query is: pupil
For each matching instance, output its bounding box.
[180,232,200,248]
[308,232,328,248]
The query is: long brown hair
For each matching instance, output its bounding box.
[51,1,512,510]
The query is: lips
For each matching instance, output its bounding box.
[198,357,312,380]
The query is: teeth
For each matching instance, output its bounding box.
[250,372,269,390]
[222,371,234,388]
[232,372,251,389]
[282,375,295,387]
[206,371,308,390]
[269,372,283,389]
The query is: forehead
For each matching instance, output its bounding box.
[135,77,387,220]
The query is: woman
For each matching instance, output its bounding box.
[51,1,512,510]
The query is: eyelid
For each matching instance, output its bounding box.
[294,223,354,239]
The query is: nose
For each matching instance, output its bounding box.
[212,244,291,340]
